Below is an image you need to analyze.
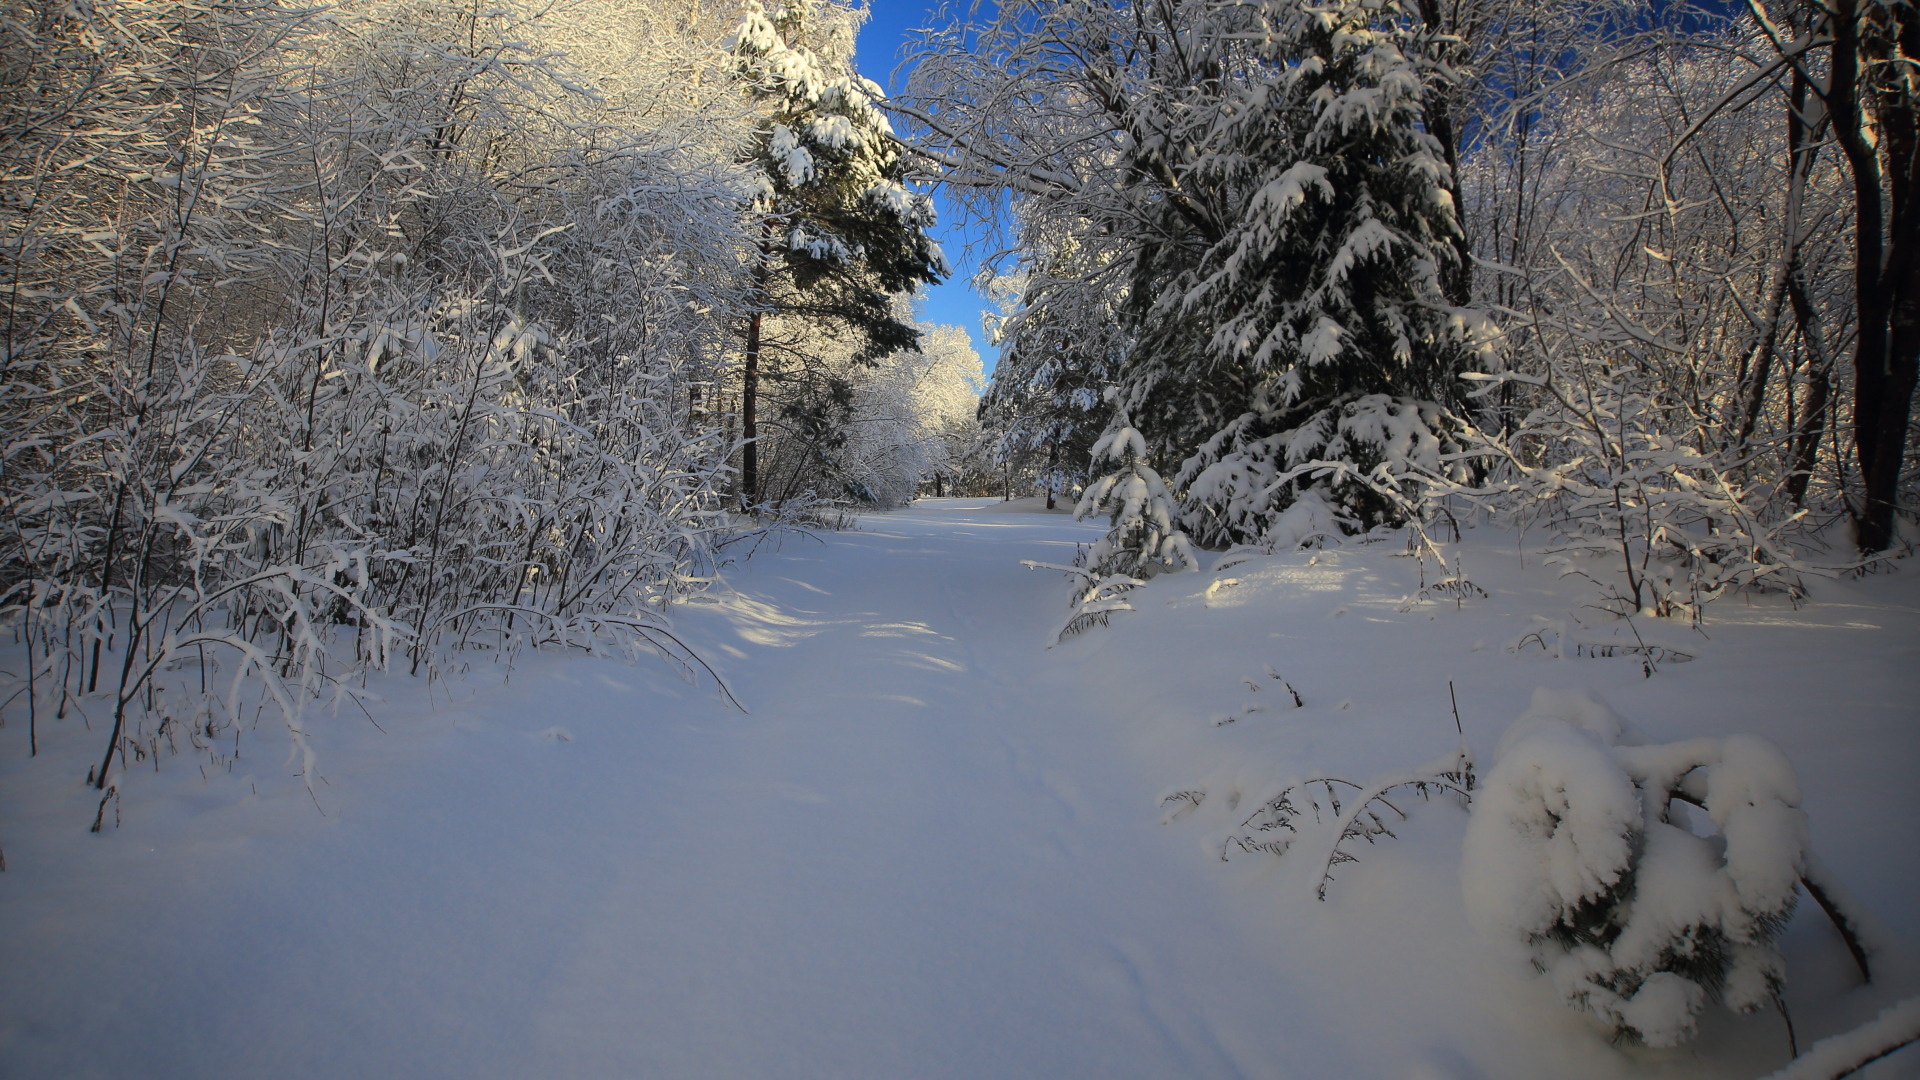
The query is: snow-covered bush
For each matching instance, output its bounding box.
[1462,689,1808,1047]
[1458,366,1810,623]
[1221,742,1475,900]
[1438,29,1849,614]
[0,0,759,809]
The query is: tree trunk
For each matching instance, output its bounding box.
[1411,0,1473,309]
[741,308,762,508]
[1045,441,1058,509]
[1829,0,1920,553]
[1787,267,1837,507]
[1788,363,1833,507]
[741,233,775,510]
[1873,0,1920,549]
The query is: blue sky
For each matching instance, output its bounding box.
[855,2,1002,374]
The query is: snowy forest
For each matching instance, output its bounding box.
[1,0,1917,1077]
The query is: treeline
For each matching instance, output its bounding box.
[907,0,1917,609]
[0,0,979,792]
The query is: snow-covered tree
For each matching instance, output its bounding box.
[738,302,982,508]
[978,254,1126,509]
[902,323,991,493]
[787,317,984,506]
[1130,0,1478,542]
[903,0,1481,547]
[0,0,764,803]
[1744,0,1920,555]
[1423,21,1853,617]
[729,0,947,506]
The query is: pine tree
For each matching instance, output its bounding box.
[902,0,1480,546]
[730,0,947,507]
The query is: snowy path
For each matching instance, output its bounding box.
[485,502,1276,1078]
[0,501,1284,1079]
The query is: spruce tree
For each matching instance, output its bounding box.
[977,257,1125,510]
[1122,0,1476,546]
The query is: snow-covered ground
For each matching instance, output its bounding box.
[2,498,1915,1079]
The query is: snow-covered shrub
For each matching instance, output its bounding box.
[1019,398,1197,644]
[1459,362,1809,625]
[1166,674,1476,896]
[1441,31,1847,614]
[1222,742,1475,899]
[1462,689,1808,1047]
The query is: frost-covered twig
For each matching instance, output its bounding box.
[1798,854,1879,985]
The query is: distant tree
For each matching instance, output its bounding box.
[977,252,1124,510]
[760,313,984,507]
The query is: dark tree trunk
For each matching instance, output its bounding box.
[1787,267,1836,507]
[1828,0,1920,553]
[740,233,775,510]
[1045,440,1058,509]
[741,308,762,508]
[1739,62,1827,453]
[1788,364,1833,507]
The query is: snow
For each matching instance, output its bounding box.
[3,501,1917,1079]
[1463,715,1641,943]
